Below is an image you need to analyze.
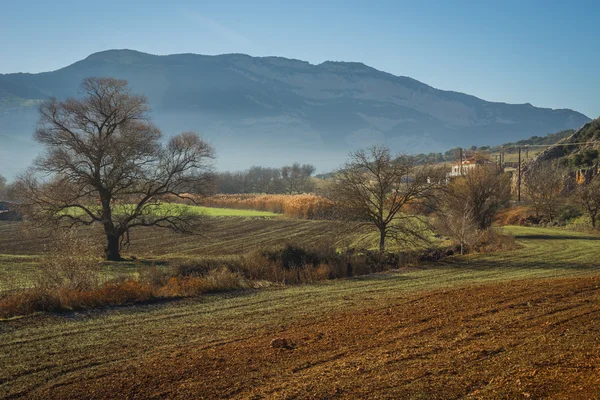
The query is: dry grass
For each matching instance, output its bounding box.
[496,205,540,226]
[157,268,249,297]
[0,281,152,318]
[0,271,249,319]
[193,194,335,219]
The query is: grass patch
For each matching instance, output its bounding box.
[65,203,281,218]
[184,205,279,217]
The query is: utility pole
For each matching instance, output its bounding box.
[459,147,463,175]
[517,147,521,202]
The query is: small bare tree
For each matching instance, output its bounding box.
[437,165,509,254]
[577,175,600,229]
[436,201,481,255]
[330,146,444,252]
[524,161,565,222]
[16,77,215,261]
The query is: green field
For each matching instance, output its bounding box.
[1,217,599,291]
[1,225,600,398]
[0,218,371,290]
[0,206,279,291]
[151,203,280,217]
[191,205,278,217]
[67,203,280,218]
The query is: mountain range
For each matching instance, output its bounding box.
[0,49,591,177]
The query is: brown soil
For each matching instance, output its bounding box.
[26,275,600,399]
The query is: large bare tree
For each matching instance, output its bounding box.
[16,77,215,261]
[330,146,444,252]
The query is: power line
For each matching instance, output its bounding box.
[501,141,600,150]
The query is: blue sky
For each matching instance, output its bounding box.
[1,0,598,118]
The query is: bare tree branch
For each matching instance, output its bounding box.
[329,145,445,252]
[16,77,215,260]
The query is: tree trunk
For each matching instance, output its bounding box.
[379,228,386,253]
[100,193,122,261]
[105,232,121,261]
[592,213,597,229]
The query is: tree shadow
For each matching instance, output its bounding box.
[515,234,600,241]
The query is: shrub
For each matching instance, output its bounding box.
[57,280,155,310]
[557,204,583,224]
[472,229,518,253]
[170,257,243,278]
[0,279,155,318]
[159,267,248,297]
[262,244,322,268]
[495,206,538,226]
[137,263,171,288]
[0,288,61,318]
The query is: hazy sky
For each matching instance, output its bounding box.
[1,0,598,118]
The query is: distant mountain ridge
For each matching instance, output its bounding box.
[0,49,591,176]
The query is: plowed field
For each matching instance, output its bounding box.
[2,225,600,399]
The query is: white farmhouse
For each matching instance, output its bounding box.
[448,157,496,178]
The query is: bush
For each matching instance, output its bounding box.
[137,263,171,288]
[418,247,450,262]
[57,280,155,310]
[495,206,538,226]
[0,288,61,318]
[170,258,243,278]
[262,244,324,269]
[0,279,155,318]
[35,231,103,291]
[557,204,583,224]
[1,239,461,318]
[159,267,248,297]
[472,229,518,253]
[239,245,345,284]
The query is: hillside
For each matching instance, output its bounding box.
[0,49,591,176]
[534,118,600,168]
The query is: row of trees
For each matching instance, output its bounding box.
[216,163,316,194]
